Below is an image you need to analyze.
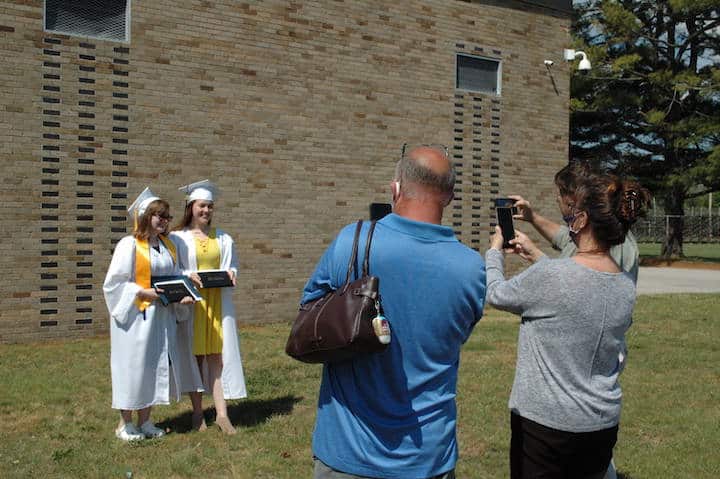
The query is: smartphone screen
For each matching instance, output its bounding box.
[369,203,392,221]
[494,198,515,248]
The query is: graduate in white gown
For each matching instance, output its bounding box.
[103,187,199,442]
[170,180,247,434]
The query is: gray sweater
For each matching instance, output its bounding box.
[485,249,636,432]
[553,225,640,284]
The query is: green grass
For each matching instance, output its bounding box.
[638,242,720,262]
[1,296,718,478]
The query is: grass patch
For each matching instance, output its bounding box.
[1,297,718,478]
[638,242,720,262]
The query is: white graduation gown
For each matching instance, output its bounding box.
[103,235,189,410]
[170,228,247,400]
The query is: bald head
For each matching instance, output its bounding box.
[395,146,455,200]
[410,146,452,176]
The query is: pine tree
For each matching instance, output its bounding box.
[570,0,720,257]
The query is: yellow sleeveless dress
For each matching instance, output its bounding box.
[192,228,223,355]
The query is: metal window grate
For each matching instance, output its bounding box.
[44,0,129,42]
[456,54,501,95]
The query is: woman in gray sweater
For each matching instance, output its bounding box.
[485,165,649,479]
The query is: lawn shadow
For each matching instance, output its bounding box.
[159,394,303,433]
[617,471,635,479]
[227,394,303,427]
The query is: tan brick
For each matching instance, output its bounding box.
[1,0,571,342]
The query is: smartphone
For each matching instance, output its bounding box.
[369,203,392,221]
[494,198,516,249]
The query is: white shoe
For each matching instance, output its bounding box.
[139,420,165,438]
[115,422,145,442]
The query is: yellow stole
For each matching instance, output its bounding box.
[134,235,178,312]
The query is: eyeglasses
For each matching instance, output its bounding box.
[401,143,449,160]
[154,214,173,221]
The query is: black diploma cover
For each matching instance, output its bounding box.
[197,269,233,288]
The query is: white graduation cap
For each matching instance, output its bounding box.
[127,187,160,218]
[179,179,218,203]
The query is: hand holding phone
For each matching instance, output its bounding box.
[507,195,532,222]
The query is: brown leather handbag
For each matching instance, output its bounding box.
[285,220,389,364]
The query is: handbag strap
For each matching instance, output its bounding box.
[362,220,377,276]
[343,220,364,286]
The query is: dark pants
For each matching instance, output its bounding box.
[313,458,455,479]
[510,412,617,479]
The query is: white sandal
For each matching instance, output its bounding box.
[139,420,165,438]
[115,422,145,442]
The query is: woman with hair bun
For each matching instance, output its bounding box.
[484,164,650,479]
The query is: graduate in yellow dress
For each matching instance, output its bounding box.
[171,180,247,434]
[103,187,197,441]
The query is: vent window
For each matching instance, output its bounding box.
[44,0,130,42]
[456,54,501,95]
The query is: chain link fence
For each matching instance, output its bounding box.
[632,215,720,243]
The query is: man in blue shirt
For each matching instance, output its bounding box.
[302,145,487,479]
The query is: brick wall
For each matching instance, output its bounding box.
[0,0,571,343]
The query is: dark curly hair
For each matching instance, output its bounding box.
[555,162,651,248]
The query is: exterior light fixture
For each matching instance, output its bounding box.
[563,49,591,71]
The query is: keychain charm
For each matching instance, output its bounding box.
[372,300,391,345]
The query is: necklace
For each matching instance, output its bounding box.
[575,249,608,256]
